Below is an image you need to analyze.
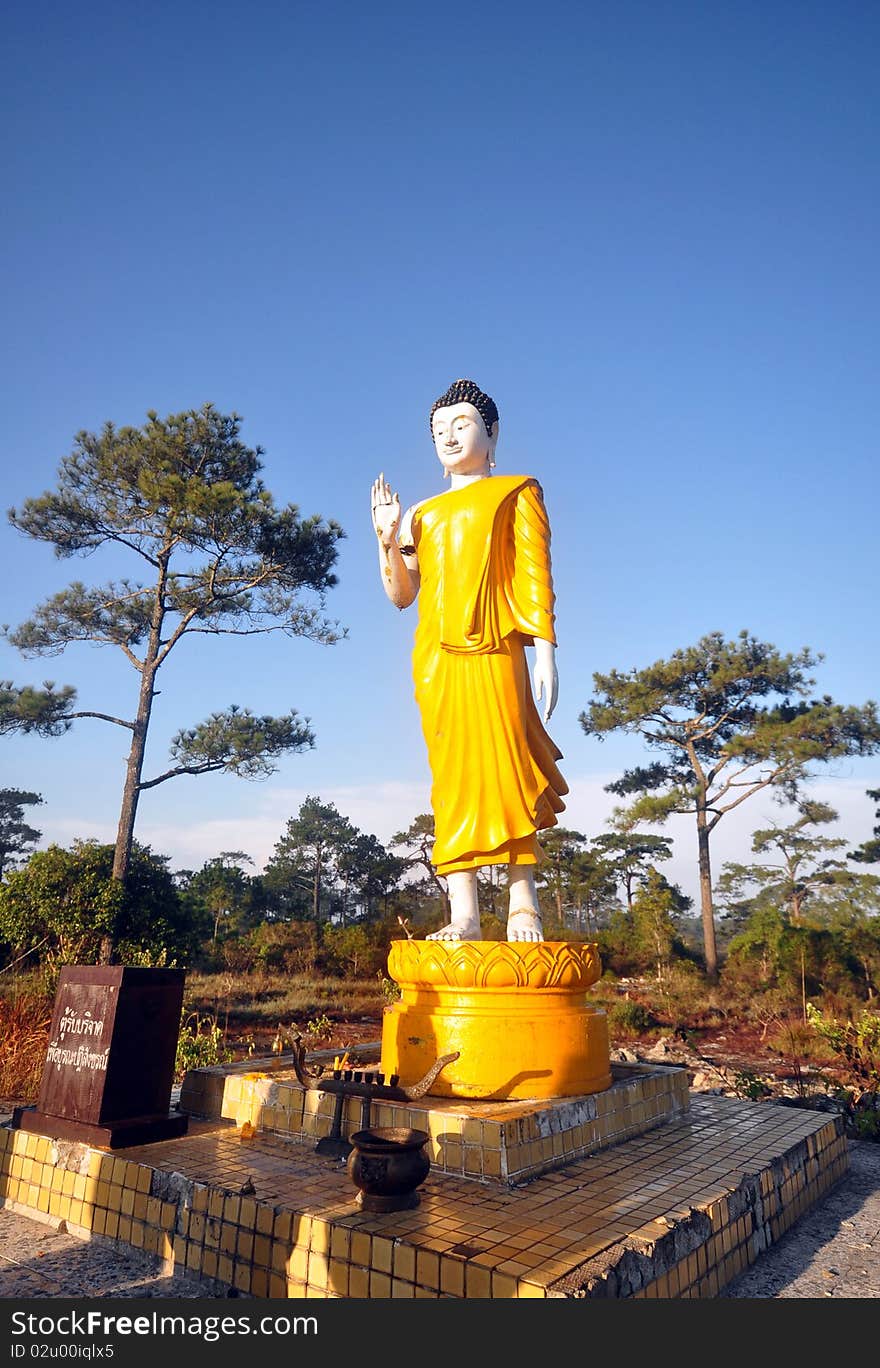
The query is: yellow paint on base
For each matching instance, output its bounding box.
[381,940,612,1100]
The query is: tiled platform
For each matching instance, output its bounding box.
[181,1053,691,1184]
[0,1080,848,1298]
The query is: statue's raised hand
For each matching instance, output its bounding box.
[371,473,402,548]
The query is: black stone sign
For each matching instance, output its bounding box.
[13,965,188,1148]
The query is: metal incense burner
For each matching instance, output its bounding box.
[291,1037,459,1159]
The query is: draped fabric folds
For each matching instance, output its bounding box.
[410,475,568,875]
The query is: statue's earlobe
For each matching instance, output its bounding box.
[488,420,499,468]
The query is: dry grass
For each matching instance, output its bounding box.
[0,990,53,1102]
[183,970,386,1033]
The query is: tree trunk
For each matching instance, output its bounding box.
[312,857,322,944]
[104,664,157,963]
[104,555,168,964]
[697,807,718,981]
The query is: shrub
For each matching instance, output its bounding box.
[0,840,205,967]
[174,1011,233,1081]
[607,999,657,1038]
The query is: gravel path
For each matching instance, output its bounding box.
[721,1137,880,1298]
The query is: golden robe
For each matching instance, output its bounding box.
[409,474,568,875]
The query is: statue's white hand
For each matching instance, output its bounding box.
[371,472,401,547]
[533,639,558,723]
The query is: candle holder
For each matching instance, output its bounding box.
[290,1037,458,1159]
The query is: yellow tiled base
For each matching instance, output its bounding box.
[1,1095,848,1299]
[181,1054,691,1184]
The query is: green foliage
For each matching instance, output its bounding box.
[607,999,657,1037]
[716,801,865,926]
[174,1011,233,1081]
[304,1011,333,1042]
[580,630,880,977]
[178,852,264,950]
[732,1068,773,1101]
[582,633,880,796]
[7,406,344,633]
[0,681,77,737]
[320,923,389,978]
[535,827,620,934]
[0,788,44,879]
[597,869,692,978]
[630,868,688,975]
[0,840,206,967]
[5,406,346,921]
[377,972,402,1005]
[263,795,404,929]
[849,788,880,865]
[146,707,315,787]
[807,1002,880,1092]
[589,810,674,908]
[807,1002,880,1139]
[723,897,880,1005]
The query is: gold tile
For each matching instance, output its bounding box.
[348,1265,370,1298]
[371,1236,393,1275]
[307,1251,329,1291]
[288,1246,309,1283]
[328,1258,349,1296]
[370,1270,391,1298]
[275,1210,294,1242]
[310,1218,331,1254]
[390,1242,414,1282]
[416,1248,440,1291]
[439,1257,465,1297]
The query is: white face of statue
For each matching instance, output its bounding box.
[431,401,498,479]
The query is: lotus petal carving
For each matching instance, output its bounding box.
[387,940,601,991]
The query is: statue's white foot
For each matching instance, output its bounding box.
[426,921,481,942]
[507,909,544,942]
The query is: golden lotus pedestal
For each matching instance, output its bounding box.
[380,940,612,1102]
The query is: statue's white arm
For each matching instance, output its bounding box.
[371,473,419,609]
[533,638,558,724]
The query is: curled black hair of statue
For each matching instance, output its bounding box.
[429,378,499,438]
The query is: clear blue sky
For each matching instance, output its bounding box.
[2,1,878,904]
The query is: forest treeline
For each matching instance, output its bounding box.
[2,787,879,1017]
